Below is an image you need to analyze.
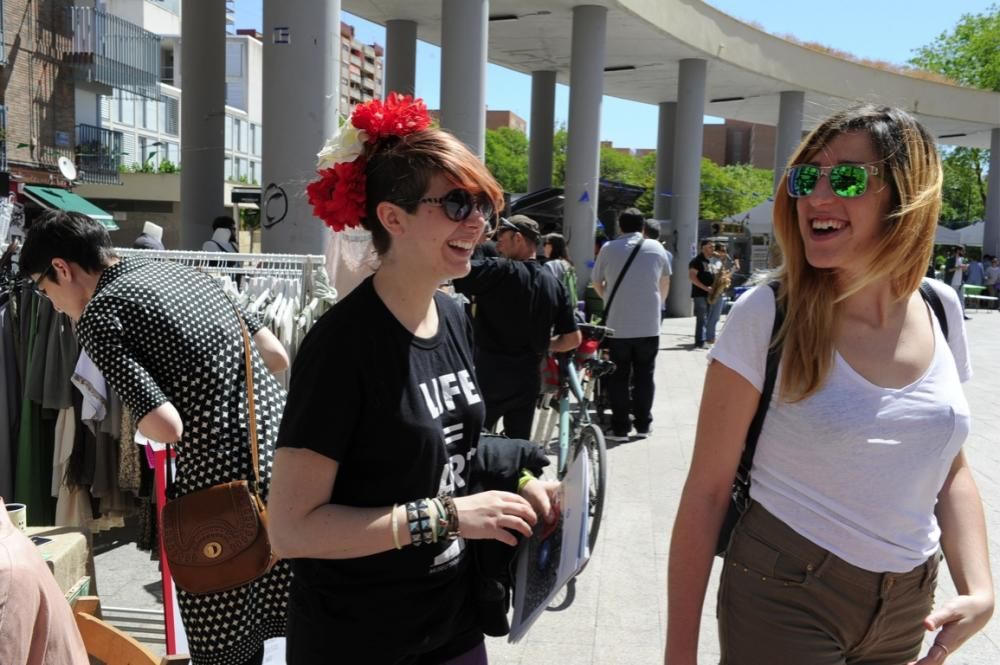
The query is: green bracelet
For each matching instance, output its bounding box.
[517,469,535,492]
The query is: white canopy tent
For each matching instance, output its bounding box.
[724,199,775,236]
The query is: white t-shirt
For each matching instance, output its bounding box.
[709,279,972,573]
[951,257,965,287]
[591,233,672,338]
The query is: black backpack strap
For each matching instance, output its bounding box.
[737,281,784,479]
[602,239,644,322]
[919,279,948,341]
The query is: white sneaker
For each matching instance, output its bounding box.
[606,432,630,442]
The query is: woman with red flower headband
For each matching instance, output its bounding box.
[269,94,560,664]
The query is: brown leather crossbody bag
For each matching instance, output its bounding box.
[160,309,278,594]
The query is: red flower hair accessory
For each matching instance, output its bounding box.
[307,93,432,232]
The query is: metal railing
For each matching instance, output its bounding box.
[65,7,161,100]
[76,124,123,185]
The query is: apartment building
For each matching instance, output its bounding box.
[72,1,268,245]
[339,22,384,117]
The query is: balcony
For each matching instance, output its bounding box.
[75,124,123,185]
[65,7,161,100]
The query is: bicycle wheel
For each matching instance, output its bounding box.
[573,423,607,553]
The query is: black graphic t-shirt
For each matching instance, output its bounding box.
[277,276,486,659]
[689,253,715,298]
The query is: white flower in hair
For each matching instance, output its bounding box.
[316,122,368,169]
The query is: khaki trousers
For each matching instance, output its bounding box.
[718,502,938,665]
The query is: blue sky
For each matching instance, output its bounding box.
[231,1,994,149]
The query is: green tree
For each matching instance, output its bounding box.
[909,5,997,226]
[699,159,773,220]
[632,152,658,215]
[939,147,988,225]
[552,125,568,187]
[599,145,638,183]
[909,5,1000,92]
[484,127,529,192]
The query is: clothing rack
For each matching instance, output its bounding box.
[114,248,325,276]
[114,248,327,309]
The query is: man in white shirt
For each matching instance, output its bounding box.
[944,245,972,321]
[591,208,671,441]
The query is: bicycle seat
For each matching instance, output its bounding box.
[577,323,613,343]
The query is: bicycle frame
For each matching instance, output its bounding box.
[556,354,588,474]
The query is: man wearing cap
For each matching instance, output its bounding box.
[453,215,581,439]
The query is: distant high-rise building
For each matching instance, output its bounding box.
[339,23,384,117]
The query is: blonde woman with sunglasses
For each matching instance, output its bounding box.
[666,105,993,664]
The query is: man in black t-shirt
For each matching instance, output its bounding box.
[453,215,581,438]
[689,239,716,349]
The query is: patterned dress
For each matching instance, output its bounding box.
[76,257,290,665]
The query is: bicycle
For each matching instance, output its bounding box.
[533,323,614,553]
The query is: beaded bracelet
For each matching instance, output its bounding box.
[437,494,461,539]
[405,499,435,546]
[431,497,448,542]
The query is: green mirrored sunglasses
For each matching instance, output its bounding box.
[786,163,880,199]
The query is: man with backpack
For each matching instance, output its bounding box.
[453,215,580,439]
[591,208,672,442]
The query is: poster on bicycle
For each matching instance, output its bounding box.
[508,447,590,643]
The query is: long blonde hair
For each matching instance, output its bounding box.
[771,105,942,401]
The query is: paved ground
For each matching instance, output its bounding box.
[96,308,1000,664]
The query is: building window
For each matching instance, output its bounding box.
[161,48,175,84]
[157,99,167,133]
[239,120,248,155]
[225,118,232,150]
[237,158,248,181]
[226,42,244,77]
[233,118,243,152]
[224,157,232,180]
[166,141,179,166]
[138,136,150,168]
[251,124,262,156]
[142,98,157,130]
[250,160,259,184]
[164,97,179,136]
[120,92,134,126]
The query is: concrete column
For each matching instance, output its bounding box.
[774,90,804,191]
[984,128,1000,257]
[260,0,339,255]
[440,0,488,156]
[179,0,225,248]
[654,101,676,222]
[385,19,417,97]
[528,70,557,192]
[563,5,607,295]
[665,58,707,318]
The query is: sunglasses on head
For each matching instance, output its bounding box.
[785,163,880,199]
[418,188,495,222]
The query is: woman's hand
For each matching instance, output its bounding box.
[519,478,560,525]
[909,593,995,664]
[454,491,537,546]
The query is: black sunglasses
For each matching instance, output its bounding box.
[418,189,495,222]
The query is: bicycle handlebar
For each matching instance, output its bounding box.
[577,323,613,343]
